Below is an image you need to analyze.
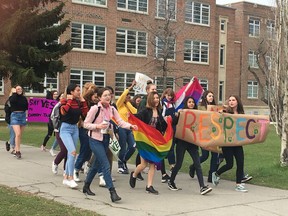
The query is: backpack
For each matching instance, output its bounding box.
[88,106,101,136]
[50,102,62,132]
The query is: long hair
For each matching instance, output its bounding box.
[183,96,198,110]
[146,92,161,110]
[200,90,216,108]
[227,95,245,114]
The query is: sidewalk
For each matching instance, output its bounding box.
[0,142,287,216]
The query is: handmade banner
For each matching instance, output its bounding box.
[128,114,173,163]
[133,72,153,95]
[175,110,270,148]
[28,98,57,123]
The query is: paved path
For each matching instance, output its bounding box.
[0,142,287,216]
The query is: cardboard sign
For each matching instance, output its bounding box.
[175,110,270,148]
[134,72,153,95]
[28,98,57,123]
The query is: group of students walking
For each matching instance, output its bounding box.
[4,80,253,203]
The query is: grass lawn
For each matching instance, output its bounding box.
[0,122,287,190]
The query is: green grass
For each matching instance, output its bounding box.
[0,122,287,191]
[0,185,100,216]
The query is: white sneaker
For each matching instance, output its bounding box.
[67,180,78,188]
[235,184,248,192]
[99,176,106,187]
[62,179,68,185]
[52,161,58,174]
[49,148,56,157]
[73,170,80,182]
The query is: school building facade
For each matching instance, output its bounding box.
[0,0,275,116]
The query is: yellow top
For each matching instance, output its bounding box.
[116,89,137,122]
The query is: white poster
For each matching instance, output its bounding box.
[134,72,153,95]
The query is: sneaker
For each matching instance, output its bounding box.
[189,165,195,178]
[49,148,56,157]
[62,179,68,185]
[52,161,58,175]
[136,172,144,181]
[212,172,220,186]
[15,151,21,159]
[146,186,159,195]
[200,186,212,195]
[129,171,136,188]
[5,141,10,151]
[41,145,46,152]
[161,174,170,183]
[168,181,179,191]
[235,184,248,192]
[99,176,106,187]
[11,149,16,155]
[241,174,253,183]
[73,170,80,182]
[118,167,129,174]
[66,180,78,188]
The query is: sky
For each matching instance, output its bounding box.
[216,0,275,7]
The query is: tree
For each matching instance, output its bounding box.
[249,1,288,166]
[0,0,71,90]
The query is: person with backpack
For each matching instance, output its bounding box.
[83,87,138,202]
[4,87,16,153]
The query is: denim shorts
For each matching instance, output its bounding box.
[10,112,27,126]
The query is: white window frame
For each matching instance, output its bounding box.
[183,77,207,91]
[0,76,4,94]
[184,40,209,64]
[116,28,147,56]
[24,74,58,95]
[71,22,106,52]
[218,81,224,104]
[219,44,225,67]
[117,0,148,13]
[156,0,176,20]
[115,72,136,97]
[72,0,107,7]
[154,76,174,93]
[248,50,259,68]
[155,36,176,60]
[70,69,105,90]
[220,19,226,32]
[266,20,275,39]
[247,81,258,99]
[249,18,260,37]
[185,1,210,26]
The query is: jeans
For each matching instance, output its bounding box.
[60,122,79,176]
[216,146,244,184]
[75,127,92,171]
[85,135,114,189]
[118,127,135,167]
[8,124,15,148]
[170,140,205,188]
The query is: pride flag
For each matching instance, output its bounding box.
[174,77,203,111]
[128,114,173,163]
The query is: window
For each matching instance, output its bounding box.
[267,20,275,39]
[248,50,258,68]
[116,29,147,55]
[218,81,224,103]
[72,0,106,6]
[115,72,135,97]
[24,75,58,94]
[71,23,106,51]
[219,45,225,66]
[156,0,176,20]
[154,76,174,93]
[220,19,226,32]
[155,37,175,60]
[185,1,210,26]
[183,78,207,91]
[247,81,258,98]
[0,76,3,94]
[249,18,260,37]
[184,40,209,63]
[117,0,148,13]
[70,69,105,89]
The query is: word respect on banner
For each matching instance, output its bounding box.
[28,98,57,123]
[175,110,270,148]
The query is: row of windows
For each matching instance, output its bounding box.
[249,18,275,39]
[73,0,210,26]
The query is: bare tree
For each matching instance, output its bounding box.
[249,1,288,166]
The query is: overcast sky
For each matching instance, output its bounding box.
[216,0,275,6]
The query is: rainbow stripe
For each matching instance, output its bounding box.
[128,114,173,163]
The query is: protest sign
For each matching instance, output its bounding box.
[134,72,153,94]
[28,98,57,123]
[175,110,270,148]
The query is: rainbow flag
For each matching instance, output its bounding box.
[175,76,203,111]
[128,114,173,163]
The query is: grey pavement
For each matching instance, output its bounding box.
[0,142,287,216]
